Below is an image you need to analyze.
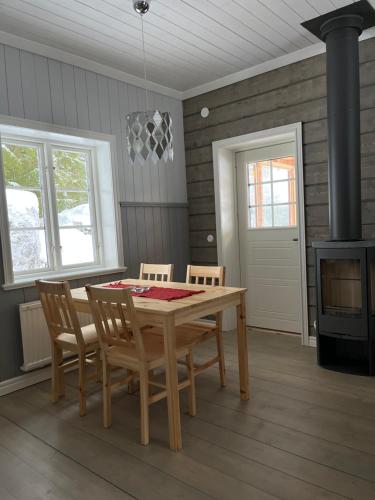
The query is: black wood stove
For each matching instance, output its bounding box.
[302,1,375,375]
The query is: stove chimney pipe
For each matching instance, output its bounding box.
[302,1,375,241]
[323,14,363,241]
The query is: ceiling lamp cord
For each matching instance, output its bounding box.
[140,14,150,113]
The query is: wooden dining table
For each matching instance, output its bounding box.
[71,279,249,451]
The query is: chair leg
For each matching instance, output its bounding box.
[216,329,226,387]
[95,349,102,382]
[51,344,62,403]
[139,367,150,445]
[186,352,197,417]
[78,352,87,417]
[103,357,112,428]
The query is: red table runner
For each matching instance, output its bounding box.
[104,282,204,301]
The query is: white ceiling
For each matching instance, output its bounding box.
[0,0,373,98]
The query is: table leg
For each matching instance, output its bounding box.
[163,315,182,451]
[237,292,249,400]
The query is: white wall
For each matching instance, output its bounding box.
[0,43,187,204]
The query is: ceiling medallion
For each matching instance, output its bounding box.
[126,0,173,165]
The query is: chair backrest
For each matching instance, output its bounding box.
[186,265,225,287]
[139,263,174,282]
[85,285,145,361]
[36,280,84,346]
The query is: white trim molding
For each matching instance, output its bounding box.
[0,367,51,397]
[0,27,374,101]
[213,123,311,347]
[182,27,375,99]
[0,30,182,100]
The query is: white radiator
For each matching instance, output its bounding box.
[19,301,93,372]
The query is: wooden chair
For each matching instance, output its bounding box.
[178,266,226,415]
[36,280,101,417]
[139,263,174,282]
[85,285,196,445]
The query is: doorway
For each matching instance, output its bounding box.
[236,142,302,334]
[212,123,310,345]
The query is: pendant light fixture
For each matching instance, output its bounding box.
[126,0,174,164]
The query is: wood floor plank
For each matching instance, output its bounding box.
[179,412,375,500]
[194,369,375,455]
[202,334,375,401]
[0,395,212,500]
[107,395,349,500]
[96,384,375,500]
[191,393,375,484]
[197,347,375,419]
[17,371,373,500]
[2,329,375,500]
[0,416,133,500]
[0,444,74,500]
[0,484,18,500]
[8,387,277,500]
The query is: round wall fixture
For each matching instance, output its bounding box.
[207,234,215,243]
[200,107,210,118]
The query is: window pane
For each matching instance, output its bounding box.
[53,150,89,190]
[273,181,290,204]
[260,161,271,182]
[273,204,294,227]
[272,157,295,180]
[249,207,256,228]
[6,188,44,229]
[2,143,41,188]
[262,206,272,227]
[248,185,255,206]
[10,229,48,273]
[60,227,94,266]
[57,192,91,227]
[261,183,272,205]
[272,166,289,181]
[247,163,255,184]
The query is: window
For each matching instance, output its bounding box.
[247,156,297,229]
[0,125,121,286]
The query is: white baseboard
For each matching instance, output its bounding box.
[0,367,52,397]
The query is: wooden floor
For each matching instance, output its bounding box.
[1,330,375,499]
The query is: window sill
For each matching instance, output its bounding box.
[2,266,127,291]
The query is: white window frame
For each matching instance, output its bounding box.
[0,115,125,289]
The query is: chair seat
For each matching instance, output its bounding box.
[175,321,217,346]
[56,323,99,350]
[105,328,192,370]
[146,320,217,347]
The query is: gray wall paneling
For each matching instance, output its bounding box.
[120,203,190,282]
[0,42,188,382]
[183,37,375,337]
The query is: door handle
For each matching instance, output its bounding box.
[292,238,299,241]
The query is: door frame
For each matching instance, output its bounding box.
[212,123,311,347]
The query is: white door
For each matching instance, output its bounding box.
[236,142,303,334]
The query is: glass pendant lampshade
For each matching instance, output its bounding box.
[126,0,173,165]
[126,110,173,164]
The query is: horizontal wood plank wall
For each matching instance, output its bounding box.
[183,37,375,338]
[120,202,190,282]
[0,42,188,382]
